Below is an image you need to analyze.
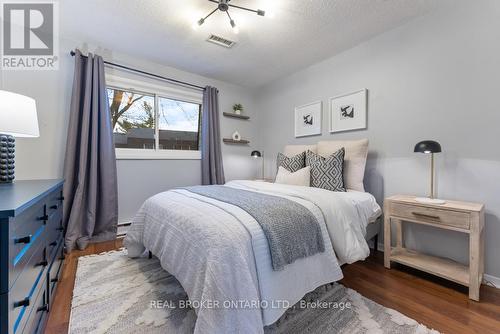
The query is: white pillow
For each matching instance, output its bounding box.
[275,166,310,187]
[317,139,369,192]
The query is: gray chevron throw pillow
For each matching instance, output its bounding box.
[277,151,306,173]
[306,149,346,192]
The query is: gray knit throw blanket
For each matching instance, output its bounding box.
[183,185,325,270]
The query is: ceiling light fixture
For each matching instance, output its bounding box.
[195,0,265,33]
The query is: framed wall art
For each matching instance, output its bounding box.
[329,89,367,133]
[294,101,322,137]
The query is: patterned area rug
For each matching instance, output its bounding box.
[69,249,439,334]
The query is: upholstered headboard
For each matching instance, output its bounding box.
[283,144,317,156]
[283,139,369,192]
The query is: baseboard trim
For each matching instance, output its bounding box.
[483,274,500,289]
[373,242,499,290]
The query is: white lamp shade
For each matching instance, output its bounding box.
[0,90,39,137]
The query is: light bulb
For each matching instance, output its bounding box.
[193,18,204,30]
[230,19,239,34]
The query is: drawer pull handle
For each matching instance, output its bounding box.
[51,278,58,283]
[49,241,57,247]
[14,298,30,308]
[15,235,32,244]
[411,212,440,220]
[35,260,48,267]
[56,227,64,232]
[38,214,49,221]
[50,204,58,210]
[37,304,49,313]
[57,196,65,201]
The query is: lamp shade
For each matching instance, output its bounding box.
[414,140,441,154]
[0,90,39,137]
[251,150,262,158]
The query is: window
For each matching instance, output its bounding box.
[158,97,201,151]
[108,88,156,149]
[106,75,202,160]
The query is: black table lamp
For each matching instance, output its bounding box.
[414,140,445,204]
[251,150,265,180]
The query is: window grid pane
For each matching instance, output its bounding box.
[107,86,202,153]
[157,96,201,151]
[108,88,156,150]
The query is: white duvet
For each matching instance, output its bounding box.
[124,180,381,334]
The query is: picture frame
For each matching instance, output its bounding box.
[329,89,367,133]
[294,101,322,137]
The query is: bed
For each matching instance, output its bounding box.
[124,179,381,334]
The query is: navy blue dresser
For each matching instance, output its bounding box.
[0,180,65,334]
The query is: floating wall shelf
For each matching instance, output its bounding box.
[223,138,250,144]
[223,112,250,120]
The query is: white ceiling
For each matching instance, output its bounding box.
[60,0,451,88]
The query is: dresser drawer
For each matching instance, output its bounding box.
[46,188,62,220]
[8,202,47,291]
[391,203,470,230]
[47,230,63,264]
[19,283,47,334]
[46,210,63,256]
[8,242,47,334]
[48,243,64,306]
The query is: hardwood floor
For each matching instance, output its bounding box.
[341,253,500,334]
[45,240,500,334]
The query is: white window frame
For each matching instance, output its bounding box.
[106,74,203,160]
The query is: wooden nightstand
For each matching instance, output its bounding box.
[383,195,485,301]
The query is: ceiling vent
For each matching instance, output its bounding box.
[206,34,236,48]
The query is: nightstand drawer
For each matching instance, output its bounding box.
[391,203,470,230]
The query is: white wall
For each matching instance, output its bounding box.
[2,37,260,224]
[255,0,500,278]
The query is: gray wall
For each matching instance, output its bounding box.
[4,38,260,224]
[255,1,500,279]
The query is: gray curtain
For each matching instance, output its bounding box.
[201,86,225,185]
[63,49,118,252]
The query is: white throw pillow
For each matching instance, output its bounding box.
[275,166,310,187]
[317,139,369,192]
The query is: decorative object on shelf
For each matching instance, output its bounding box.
[295,101,322,137]
[194,0,266,34]
[329,89,367,133]
[232,103,243,115]
[223,112,250,120]
[251,150,265,180]
[414,140,445,204]
[0,90,39,183]
[231,130,241,141]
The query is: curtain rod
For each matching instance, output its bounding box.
[69,50,206,91]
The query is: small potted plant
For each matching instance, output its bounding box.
[232,103,243,115]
